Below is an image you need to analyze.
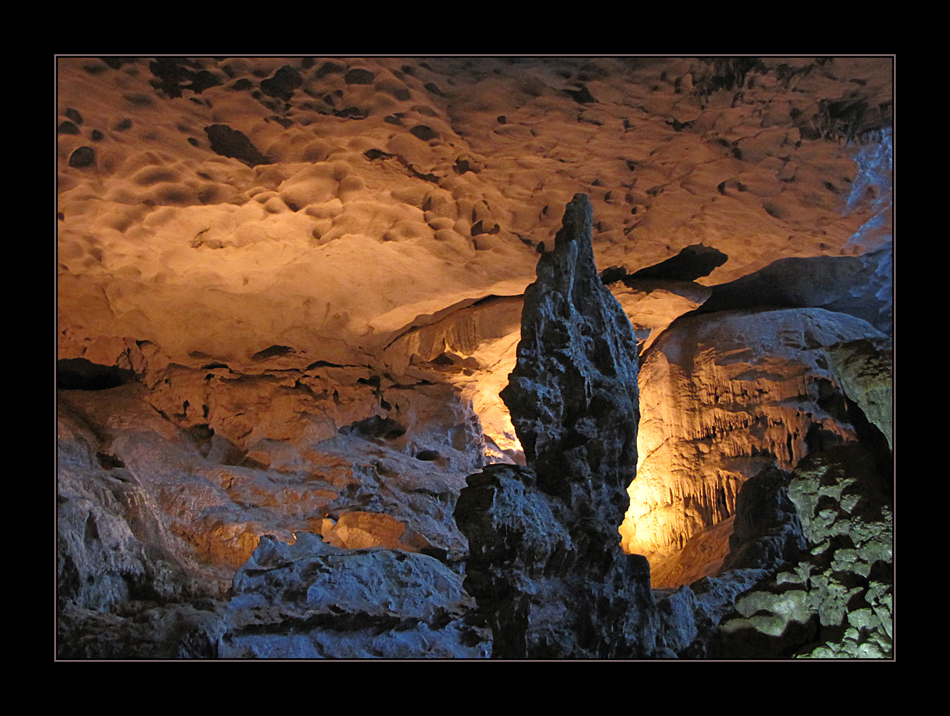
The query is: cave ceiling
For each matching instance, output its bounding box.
[57,56,892,373]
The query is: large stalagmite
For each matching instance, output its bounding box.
[455,194,659,658]
[501,194,641,507]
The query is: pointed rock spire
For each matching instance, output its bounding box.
[455,194,658,659]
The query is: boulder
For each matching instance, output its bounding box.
[220,534,488,658]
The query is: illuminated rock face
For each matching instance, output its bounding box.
[57,57,891,375]
[622,307,886,584]
[56,56,893,659]
[456,195,659,659]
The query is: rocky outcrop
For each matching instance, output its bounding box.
[57,601,228,660]
[719,465,806,573]
[695,248,893,335]
[501,194,642,505]
[827,336,893,452]
[56,368,485,658]
[58,365,482,567]
[649,460,806,658]
[608,279,712,353]
[57,394,230,616]
[716,444,892,658]
[455,194,660,659]
[59,533,489,659]
[219,534,488,658]
[381,294,526,463]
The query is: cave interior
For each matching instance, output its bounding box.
[56,55,894,660]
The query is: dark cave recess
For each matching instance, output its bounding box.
[57,358,137,391]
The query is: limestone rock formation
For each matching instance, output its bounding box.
[57,389,236,612]
[647,461,808,658]
[59,532,490,659]
[57,57,892,375]
[608,278,712,353]
[719,465,806,573]
[220,534,488,658]
[56,56,894,660]
[622,307,887,585]
[58,600,228,659]
[652,568,769,658]
[827,336,893,451]
[455,194,660,659]
[696,248,893,334]
[716,444,892,658]
[502,194,641,507]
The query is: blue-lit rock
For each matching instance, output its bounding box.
[219,533,489,658]
[456,194,661,658]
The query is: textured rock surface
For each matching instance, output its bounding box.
[57,389,236,611]
[57,372,478,566]
[220,534,488,658]
[57,56,894,660]
[622,307,886,584]
[609,278,712,353]
[653,569,769,658]
[650,462,806,658]
[827,336,893,451]
[56,373,483,658]
[59,533,489,659]
[57,57,892,375]
[716,445,892,658]
[456,194,660,659]
[696,248,893,334]
[58,601,228,659]
[720,465,806,573]
[501,194,641,506]
[647,514,736,588]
